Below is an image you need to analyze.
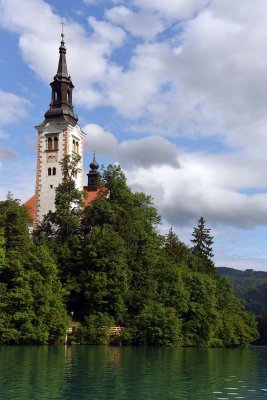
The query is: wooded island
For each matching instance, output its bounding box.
[0,160,258,346]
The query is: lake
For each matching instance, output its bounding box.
[0,346,267,399]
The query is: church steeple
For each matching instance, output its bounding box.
[33,30,85,231]
[87,152,100,192]
[57,33,69,78]
[44,32,78,126]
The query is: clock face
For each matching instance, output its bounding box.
[47,154,57,163]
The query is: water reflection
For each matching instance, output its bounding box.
[0,346,267,399]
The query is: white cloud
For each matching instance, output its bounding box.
[82,123,267,230]
[3,0,267,155]
[0,0,124,104]
[88,16,126,47]
[125,149,267,230]
[132,0,209,20]
[0,90,31,125]
[3,0,267,238]
[118,136,179,168]
[105,6,165,39]
[104,42,176,119]
[83,124,118,156]
[83,124,180,168]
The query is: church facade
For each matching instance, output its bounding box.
[25,33,100,230]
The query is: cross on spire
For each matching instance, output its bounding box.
[60,19,66,36]
[44,24,78,126]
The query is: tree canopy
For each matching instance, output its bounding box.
[0,163,259,346]
[0,196,67,344]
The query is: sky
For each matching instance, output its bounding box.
[1,0,267,271]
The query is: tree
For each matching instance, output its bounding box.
[133,302,182,346]
[190,217,214,272]
[82,164,162,316]
[182,271,218,346]
[164,227,190,268]
[38,155,83,242]
[0,197,67,344]
[74,225,129,322]
[0,229,5,270]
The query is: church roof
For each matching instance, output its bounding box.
[24,195,36,221]
[24,188,107,222]
[83,187,107,205]
[89,152,99,171]
[41,33,78,127]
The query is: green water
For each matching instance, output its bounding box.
[0,346,267,400]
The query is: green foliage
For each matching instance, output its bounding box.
[0,164,259,347]
[255,315,267,345]
[218,267,267,316]
[75,225,129,322]
[155,257,189,314]
[81,165,162,316]
[191,217,214,273]
[71,313,115,344]
[182,272,218,346]
[60,153,82,180]
[164,228,189,268]
[0,229,5,270]
[133,302,182,346]
[0,197,67,344]
[0,194,31,251]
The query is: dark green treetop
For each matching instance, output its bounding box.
[191,216,214,272]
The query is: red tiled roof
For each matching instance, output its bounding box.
[24,195,36,221]
[83,187,107,205]
[24,188,107,221]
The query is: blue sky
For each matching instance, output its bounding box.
[1,0,267,270]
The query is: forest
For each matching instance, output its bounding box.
[0,159,259,346]
[217,267,267,345]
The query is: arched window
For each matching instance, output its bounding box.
[54,137,58,150]
[53,167,56,176]
[76,141,79,154]
[48,168,52,176]
[56,91,60,102]
[72,139,75,152]
[48,138,53,151]
[47,136,58,151]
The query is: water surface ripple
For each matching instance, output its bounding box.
[0,346,266,399]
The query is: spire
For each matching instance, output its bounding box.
[87,152,100,192]
[44,30,78,126]
[90,150,99,171]
[57,33,69,78]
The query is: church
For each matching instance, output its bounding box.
[25,32,100,230]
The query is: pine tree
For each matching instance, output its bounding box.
[190,217,214,272]
[164,227,189,267]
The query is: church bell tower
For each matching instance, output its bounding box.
[34,32,85,229]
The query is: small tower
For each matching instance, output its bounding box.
[34,32,85,229]
[87,152,100,192]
